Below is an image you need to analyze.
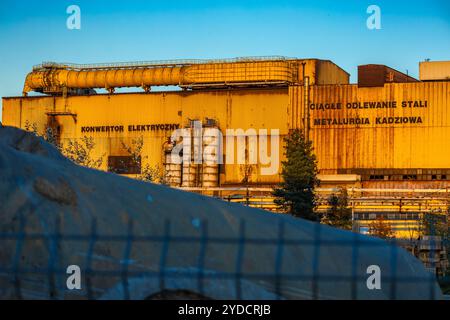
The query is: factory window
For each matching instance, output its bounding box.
[402,174,417,180]
[442,175,447,180]
[432,175,438,180]
[369,175,384,180]
[108,156,141,175]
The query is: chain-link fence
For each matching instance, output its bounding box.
[0,214,448,300]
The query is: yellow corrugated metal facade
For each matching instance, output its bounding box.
[2,88,290,184]
[3,81,450,184]
[2,59,450,238]
[290,82,450,173]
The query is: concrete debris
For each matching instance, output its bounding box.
[33,177,77,206]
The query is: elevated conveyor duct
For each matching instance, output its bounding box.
[23,57,302,96]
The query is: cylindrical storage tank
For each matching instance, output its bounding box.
[201,164,219,187]
[182,163,198,187]
[180,127,198,188]
[164,150,182,187]
[201,127,220,188]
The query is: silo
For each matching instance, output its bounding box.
[201,126,220,188]
[182,162,199,187]
[164,149,182,187]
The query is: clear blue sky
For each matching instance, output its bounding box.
[1,0,449,119]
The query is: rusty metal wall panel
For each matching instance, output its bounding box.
[315,60,350,85]
[292,81,450,173]
[3,81,450,187]
[2,88,289,186]
[358,65,386,87]
[358,65,418,87]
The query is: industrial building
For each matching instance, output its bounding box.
[2,57,450,238]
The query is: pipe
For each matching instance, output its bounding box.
[23,66,185,95]
[22,60,298,95]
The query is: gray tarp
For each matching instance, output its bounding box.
[0,126,443,299]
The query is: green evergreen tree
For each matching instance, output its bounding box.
[321,187,352,230]
[273,129,319,221]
